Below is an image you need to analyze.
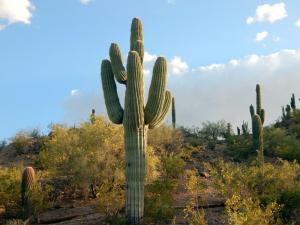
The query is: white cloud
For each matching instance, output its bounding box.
[255,31,268,42]
[64,49,300,131]
[71,89,80,96]
[80,0,92,5]
[246,2,287,24]
[0,0,34,30]
[296,19,300,27]
[169,56,189,75]
[144,52,156,63]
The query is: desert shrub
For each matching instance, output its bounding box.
[226,135,253,161]
[200,120,227,150]
[25,182,51,220]
[148,124,183,153]
[10,133,32,155]
[226,194,283,225]
[264,127,300,161]
[277,189,300,221]
[0,166,22,212]
[38,117,124,196]
[184,169,208,225]
[206,159,300,223]
[144,150,185,224]
[206,159,299,198]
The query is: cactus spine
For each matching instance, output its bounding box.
[253,114,264,166]
[21,167,36,217]
[101,18,171,224]
[172,97,176,129]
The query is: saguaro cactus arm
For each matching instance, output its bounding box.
[109,43,127,84]
[101,60,124,124]
[249,104,255,118]
[149,91,172,129]
[144,57,167,125]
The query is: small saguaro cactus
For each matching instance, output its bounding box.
[90,109,96,124]
[241,121,249,135]
[252,114,264,166]
[21,167,36,217]
[172,97,176,129]
[291,93,296,111]
[101,18,171,224]
[286,104,291,119]
[237,127,241,136]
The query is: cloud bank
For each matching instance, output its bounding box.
[0,0,34,30]
[64,49,300,131]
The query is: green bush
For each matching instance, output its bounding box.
[264,127,300,161]
[206,159,300,223]
[38,118,124,195]
[0,166,22,212]
[10,133,32,155]
[226,194,283,225]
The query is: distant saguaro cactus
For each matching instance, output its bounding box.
[286,104,291,119]
[90,109,96,124]
[21,167,36,217]
[172,97,176,129]
[256,84,265,124]
[291,93,296,111]
[101,18,171,224]
[241,121,249,135]
[237,127,241,136]
[252,114,264,166]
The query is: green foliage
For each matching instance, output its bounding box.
[144,148,185,224]
[226,135,253,161]
[277,190,300,220]
[10,132,32,155]
[200,120,227,150]
[184,169,208,225]
[264,127,300,161]
[38,118,124,193]
[0,166,22,211]
[226,194,283,225]
[25,182,51,219]
[206,159,300,223]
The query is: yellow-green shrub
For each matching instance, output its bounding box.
[226,194,283,225]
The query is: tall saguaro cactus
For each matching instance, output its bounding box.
[172,97,176,129]
[101,18,171,224]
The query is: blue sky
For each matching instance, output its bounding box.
[0,0,300,139]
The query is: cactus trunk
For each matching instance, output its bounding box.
[124,127,146,224]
